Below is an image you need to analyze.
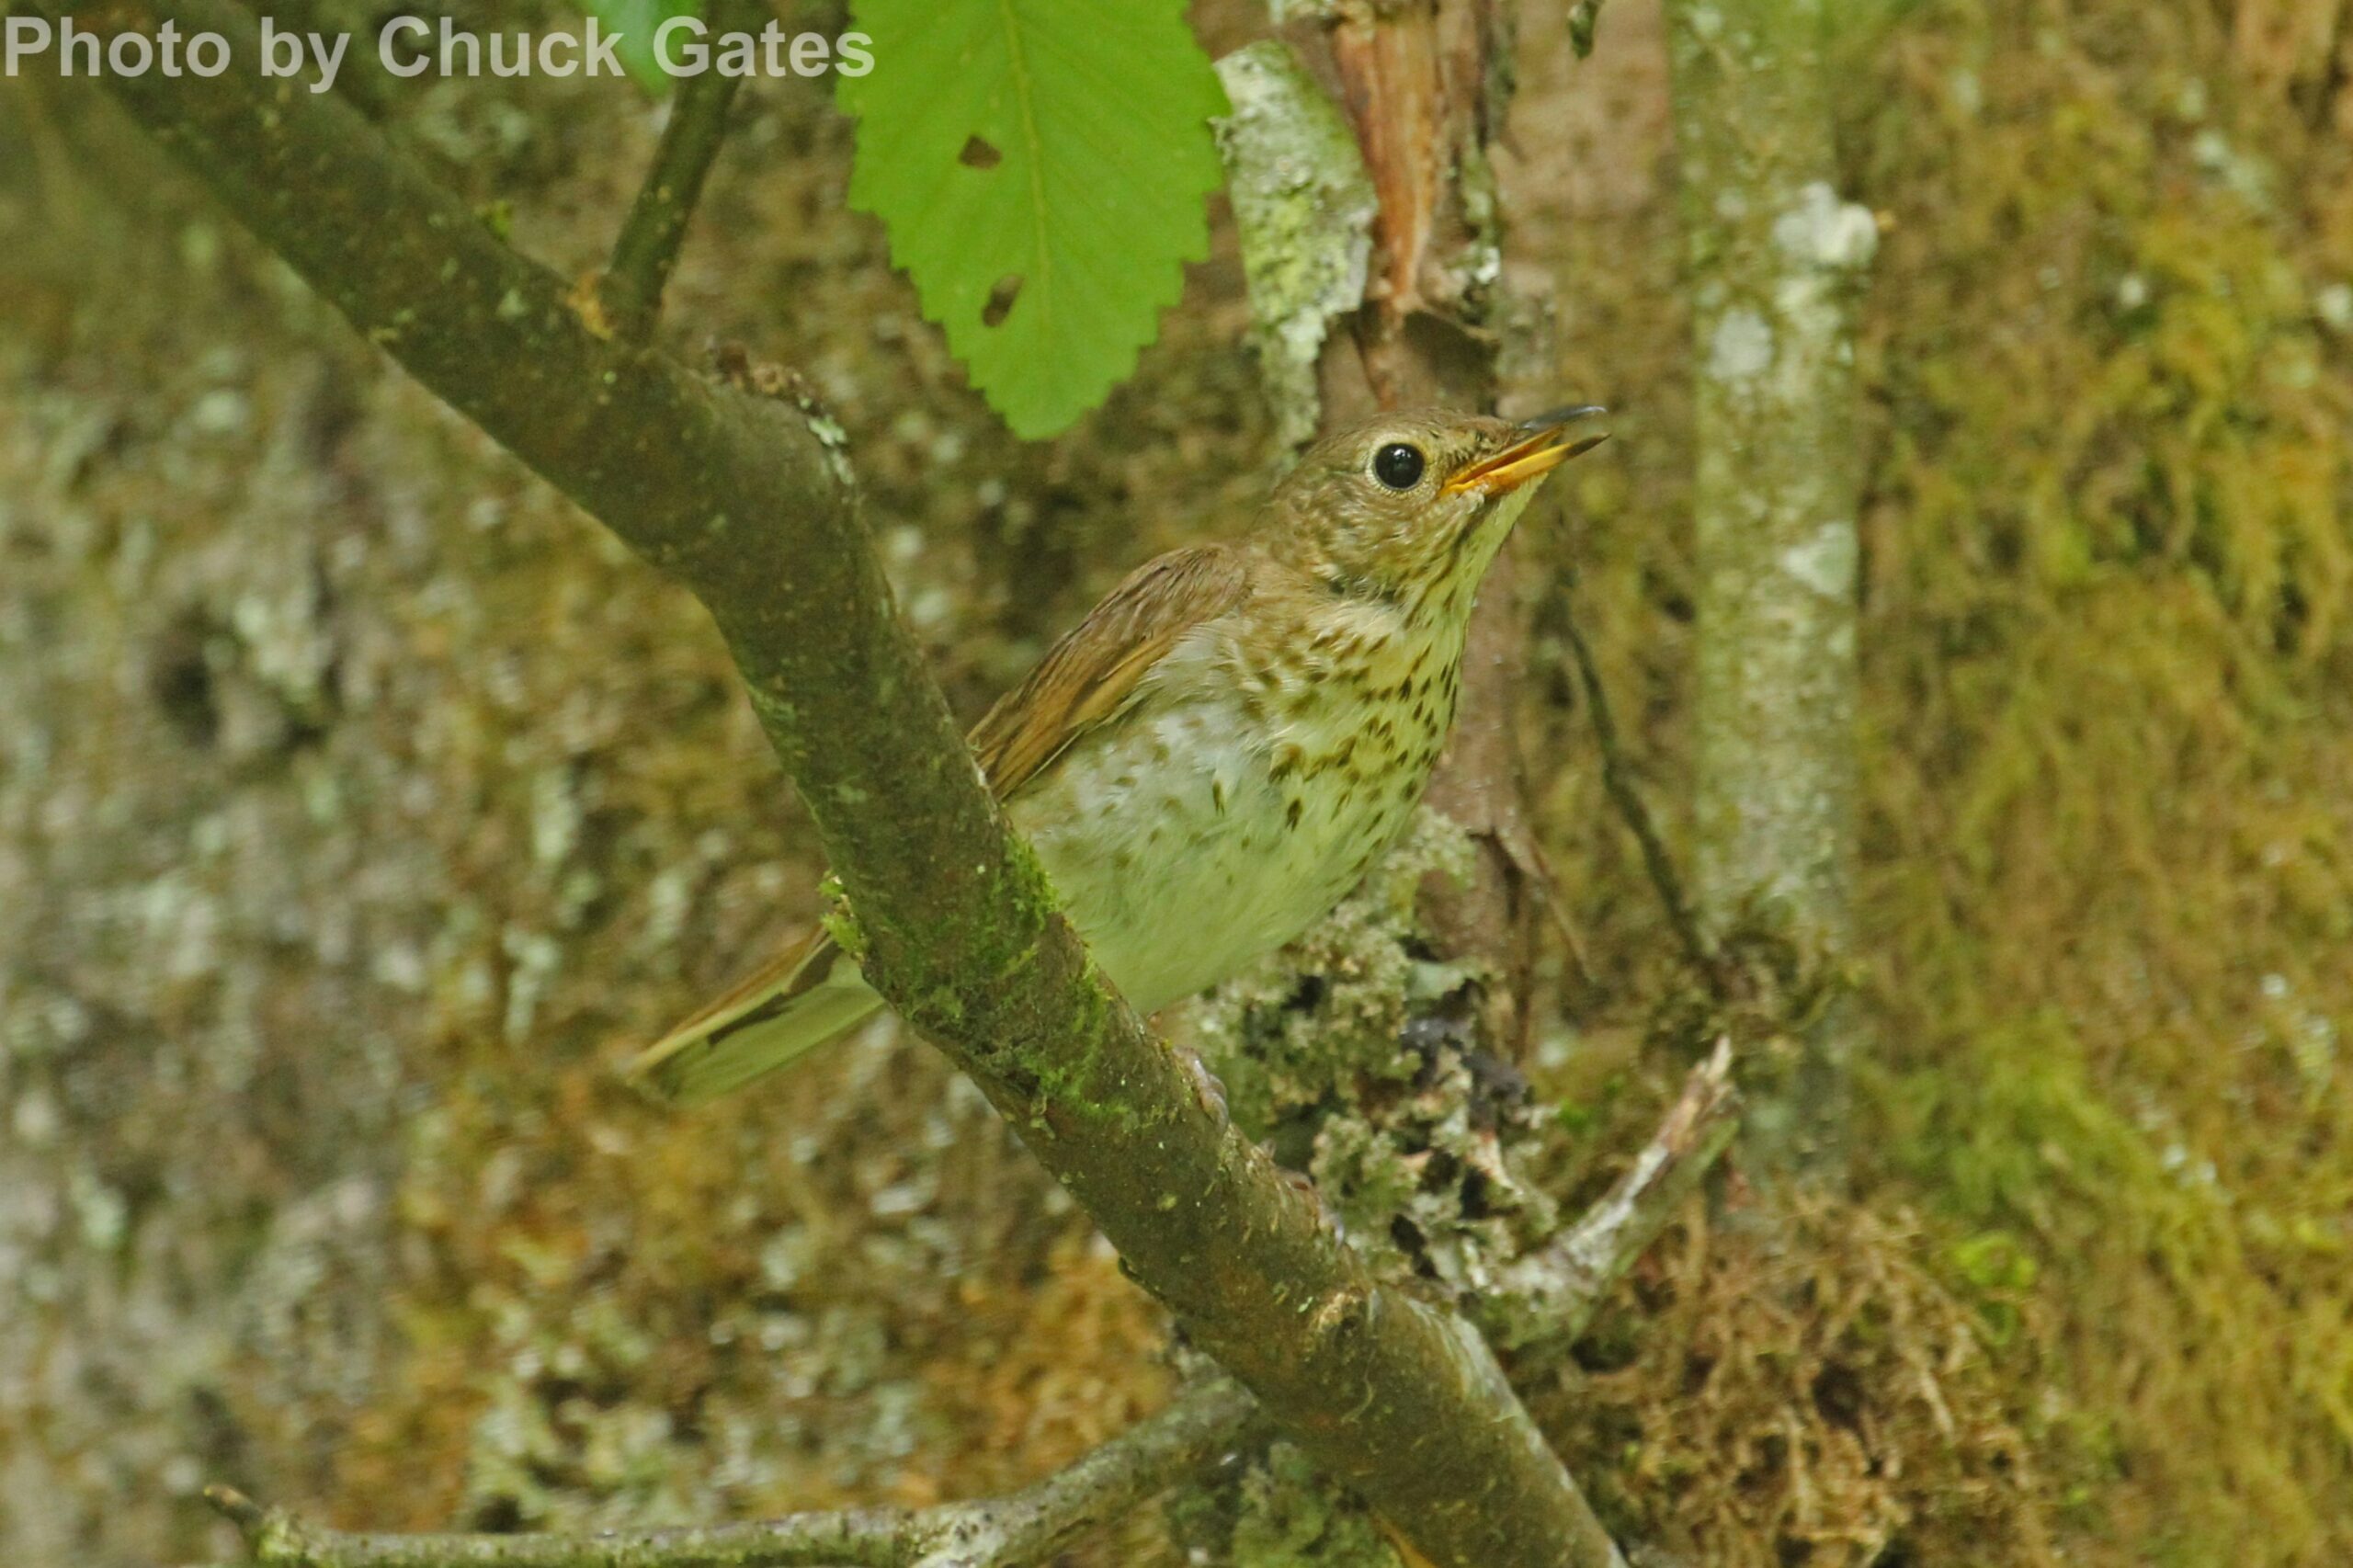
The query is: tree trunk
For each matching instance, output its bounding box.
[1663,0,1874,1181]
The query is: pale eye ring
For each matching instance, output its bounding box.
[1372,442,1426,490]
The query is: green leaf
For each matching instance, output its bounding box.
[579,0,699,94]
[839,0,1228,438]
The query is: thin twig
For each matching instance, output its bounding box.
[201,1380,1258,1568]
[1482,1039,1738,1349]
[1557,591,1717,980]
[599,0,761,344]
[1518,824,1599,995]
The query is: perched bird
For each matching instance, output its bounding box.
[632,405,1607,1104]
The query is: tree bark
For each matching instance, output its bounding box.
[1662,0,1874,1181]
[37,1,1624,1562]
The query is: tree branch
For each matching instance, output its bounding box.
[54,2,1621,1562]
[1482,1040,1737,1350]
[598,0,759,344]
[200,1380,1257,1568]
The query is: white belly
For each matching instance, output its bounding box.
[1008,631,1448,1016]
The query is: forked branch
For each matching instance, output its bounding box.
[190,1056,1736,1568]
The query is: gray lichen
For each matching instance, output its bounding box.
[1211,42,1377,450]
[1231,1442,1400,1568]
[1188,810,1563,1309]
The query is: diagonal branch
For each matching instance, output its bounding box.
[598,0,762,343]
[199,1379,1258,1568]
[50,1,1622,1562]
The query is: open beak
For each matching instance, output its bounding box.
[1441,405,1610,498]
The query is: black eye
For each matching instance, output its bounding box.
[1372,442,1426,490]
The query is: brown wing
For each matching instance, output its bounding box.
[631,542,1250,1100]
[967,542,1251,799]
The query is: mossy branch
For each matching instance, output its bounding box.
[52,1,1623,1562]
[186,1070,1727,1568]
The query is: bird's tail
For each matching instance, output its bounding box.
[628,929,882,1105]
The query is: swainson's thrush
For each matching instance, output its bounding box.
[633,406,1607,1102]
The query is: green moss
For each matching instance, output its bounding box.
[1520,0,2353,1557]
[1230,1444,1401,1568]
[1173,1439,1400,1568]
[1188,811,1576,1291]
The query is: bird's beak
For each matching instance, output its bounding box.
[1442,406,1610,498]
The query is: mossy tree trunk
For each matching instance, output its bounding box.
[1663,0,1875,1181]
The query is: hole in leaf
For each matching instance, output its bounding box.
[982,275,1022,327]
[958,134,1003,170]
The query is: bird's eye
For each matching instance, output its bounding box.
[1371,442,1426,490]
